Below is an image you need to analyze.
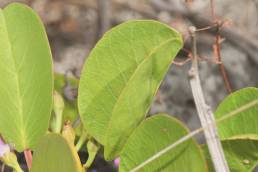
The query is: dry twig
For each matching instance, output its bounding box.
[188,26,229,172]
[209,0,232,93]
[149,0,258,65]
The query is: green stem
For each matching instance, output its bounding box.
[1,152,24,172]
[83,140,100,169]
[13,165,23,172]
[53,115,62,133]
[75,132,88,151]
[52,91,64,133]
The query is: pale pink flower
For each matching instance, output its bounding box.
[114,157,120,167]
[0,138,10,157]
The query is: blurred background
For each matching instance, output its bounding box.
[0,0,258,171]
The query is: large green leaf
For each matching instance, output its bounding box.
[31,134,83,172]
[119,114,207,172]
[203,137,258,172]
[0,3,53,151]
[202,87,258,171]
[78,20,183,160]
[215,87,258,139]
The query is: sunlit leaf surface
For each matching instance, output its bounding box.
[0,3,53,151]
[78,20,183,160]
[120,114,207,172]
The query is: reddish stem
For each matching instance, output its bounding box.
[24,149,33,170]
[210,0,232,93]
[215,33,232,93]
[210,0,216,20]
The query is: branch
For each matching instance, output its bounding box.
[188,26,229,172]
[209,0,232,93]
[189,15,258,65]
[150,0,258,65]
[213,30,232,93]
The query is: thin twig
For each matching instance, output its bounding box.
[188,26,229,172]
[213,33,233,93]
[172,57,192,66]
[149,0,258,65]
[210,0,233,93]
[214,28,232,93]
[195,23,217,32]
[210,0,216,20]
[130,98,258,172]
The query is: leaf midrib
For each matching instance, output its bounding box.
[2,11,27,148]
[103,36,182,144]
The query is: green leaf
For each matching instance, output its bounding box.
[119,114,207,172]
[215,87,258,139]
[31,134,83,172]
[202,87,258,171]
[78,20,183,160]
[0,3,53,151]
[203,137,258,172]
